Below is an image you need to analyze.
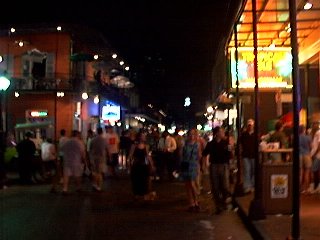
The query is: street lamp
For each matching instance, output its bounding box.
[0,76,10,91]
[0,76,10,132]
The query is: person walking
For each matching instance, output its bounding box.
[299,124,312,193]
[16,132,36,184]
[180,129,201,212]
[60,130,86,194]
[202,126,232,214]
[89,127,107,192]
[310,121,320,193]
[163,131,177,180]
[41,138,57,178]
[104,126,120,177]
[239,119,255,194]
[128,131,156,200]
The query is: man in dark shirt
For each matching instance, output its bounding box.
[239,119,256,193]
[16,132,36,184]
[202,126,231,214]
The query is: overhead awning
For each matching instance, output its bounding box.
[228,0,320,65]
[70,53,94,62]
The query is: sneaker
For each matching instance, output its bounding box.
[172,171,179,179]
[92,185,102,192]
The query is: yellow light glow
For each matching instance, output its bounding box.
[207,106,214,113]
[94,95,99,104]
[230,47,292,89]
[82,92,88,100]
[304,2,313,10]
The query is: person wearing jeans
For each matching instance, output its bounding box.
[202,126,231,214]
[240,119,255,194]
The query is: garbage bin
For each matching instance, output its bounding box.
[261,161,292,214]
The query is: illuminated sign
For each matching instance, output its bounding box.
[101,103,120,122]
[27,110,48,118]
[230,47,292,89]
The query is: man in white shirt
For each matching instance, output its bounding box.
[163,131,177,180]
[104,126,120,177]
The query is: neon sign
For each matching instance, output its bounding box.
[230,47,293,89]
[28,110,48,117]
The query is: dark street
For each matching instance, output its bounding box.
[1,172,252,240]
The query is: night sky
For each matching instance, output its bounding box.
[2,0,242,125]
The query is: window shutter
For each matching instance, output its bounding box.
[0,54,14,76]
[45,53,55,79]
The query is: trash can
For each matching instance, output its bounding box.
[261,161,292,214]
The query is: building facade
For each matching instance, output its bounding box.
[0,24,135,142]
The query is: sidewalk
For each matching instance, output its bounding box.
[235,192,320,239]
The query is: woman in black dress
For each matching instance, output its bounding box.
[128,131,156,200]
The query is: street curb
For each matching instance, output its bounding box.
[233,198,265,240]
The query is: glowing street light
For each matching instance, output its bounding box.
[0,75,10,132]
[125,66,130,71]
[304,2,313,10]
[82,92,88,100]
[0,76,11,91]
[18,41,24,47]
[119,61,124,66]
[94,95,99,104]
[197,124,202,130]
[57,26,62,31]
[10,28,15,33]
[184,97,191,107]
[94,54,99,60]
[207,106,214,113]
[112,53,117,59]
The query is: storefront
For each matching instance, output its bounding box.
[227,0,320,129]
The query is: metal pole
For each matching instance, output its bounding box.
[289,0,301,238]
[233,23,244,196]
[304,64,309,127]
[248,0,265,220]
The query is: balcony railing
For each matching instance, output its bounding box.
[10,73,130,106]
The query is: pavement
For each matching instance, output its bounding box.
[0,171,253,240]
[234,192,320,240]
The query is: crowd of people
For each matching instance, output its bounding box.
[2,117,320,214]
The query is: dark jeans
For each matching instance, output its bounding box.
[209,163,230,210]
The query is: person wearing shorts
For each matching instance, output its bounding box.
[89,127,107,191]
[60,130,86,194]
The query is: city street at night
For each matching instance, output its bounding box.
[0,173,253,240]
[1,1,320,240]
